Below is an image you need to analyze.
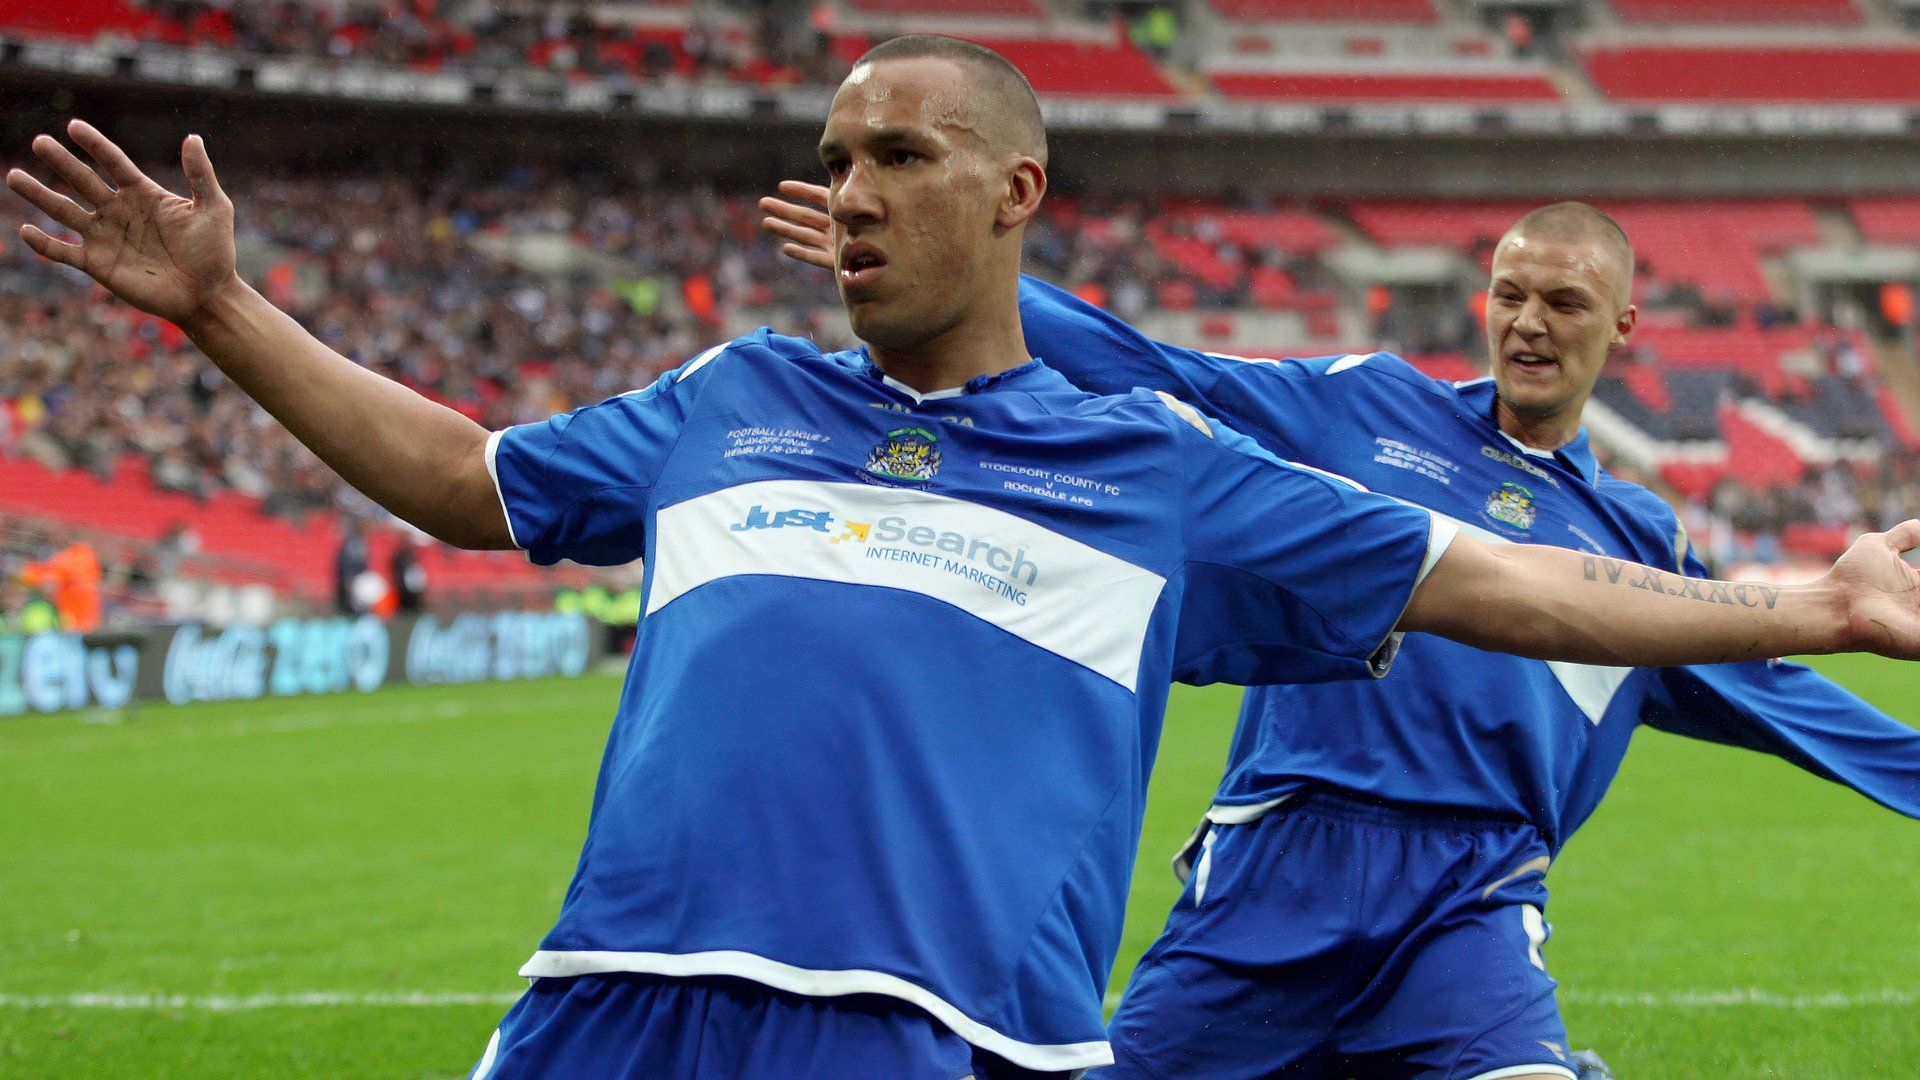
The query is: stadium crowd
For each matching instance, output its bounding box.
[3,160,1912,614]
[127,0,853,86]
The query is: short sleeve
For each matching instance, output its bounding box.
[1172,410,1452,686]
[488,343,726,566]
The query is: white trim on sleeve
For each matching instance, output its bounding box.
[516,949,1114,1072]
[483,429,525,554]
[1460,1065,1577,1080]
[1364,512,1458,678]
[1417,514,1459,586]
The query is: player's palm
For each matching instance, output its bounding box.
[6,120,237,326]
[1829,520,1920,659]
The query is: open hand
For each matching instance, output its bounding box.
[757,180,834,272]
[6,120,238,326]
[1829,520,1920,659]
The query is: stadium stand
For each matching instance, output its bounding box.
[848,0,1047,16]
[1849,197,1920,245]
[10,164,1908,593]
[0,0,149,39]
[1604,0,1863,24]
[1580,46,1920,103]
[7,0,1920,623]
[1206,0,1437,22]
[1348,198,1816,306]
[947,35,1182,96]
[1207,69,1561,103]
[0,453,568,607]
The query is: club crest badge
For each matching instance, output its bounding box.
[1486,481,1537,530]
[865,425,942,483]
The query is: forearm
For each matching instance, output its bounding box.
[1404,539,1851,666]
[181,278,511,549]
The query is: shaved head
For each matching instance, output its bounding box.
[1500,201,1633,307]
[1485,200,1641,447]
[850,35,1048,168]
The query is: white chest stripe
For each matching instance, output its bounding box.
[648,480,1168,692]
[1429,509,1631,725]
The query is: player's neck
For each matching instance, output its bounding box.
[869,292,1030,395]
[1494,399,1581,453]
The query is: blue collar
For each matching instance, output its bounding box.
[861,353,1058,403]
[1454,377,1600,486]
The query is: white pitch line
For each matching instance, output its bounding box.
[1561,987,1920,1009]
[10,699,473,756]
[1102,987,1920,1011]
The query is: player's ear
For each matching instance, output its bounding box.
[997,157,1045,231]
[1611,303,1637,351]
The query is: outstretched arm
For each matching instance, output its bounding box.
[6,121,511,550]
[1404,524,1920,664]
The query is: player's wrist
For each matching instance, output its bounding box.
[177,273,256,339]
[1794,576,1860,656]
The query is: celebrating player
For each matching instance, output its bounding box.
[16,36,1920,1080]
[763,189,1920,1078]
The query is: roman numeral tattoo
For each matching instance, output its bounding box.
[1581,556,1780,610]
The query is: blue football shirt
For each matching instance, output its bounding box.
[486,329,1448,1070]
[1019,274,1920,852]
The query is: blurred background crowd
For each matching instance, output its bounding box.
[6,0,1920,631]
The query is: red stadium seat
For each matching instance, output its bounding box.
[1659,461,1729,501]
[1210,70,1560,103]
[1349,198,1818,305]
[1603,199,1817,304]
[1613,361,1672,413]
[1346,201,1539,250]
[848,0,1046,15]
[1581,46,1920,103]
[1718,402,1807,488]
[1207,0,1437,22]
[1406,353,1484,383]
[1606,0,1860,23]
[0,455,570,605]
[943,36,1181,97]
[1780,522,1855,559]
[1849,198,1920,245]
[0,0,148,38]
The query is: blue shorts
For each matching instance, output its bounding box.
[1102,791,1575,1080]
[469,972,1078,1080]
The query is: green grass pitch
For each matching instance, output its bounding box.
[2,655,1916,1077]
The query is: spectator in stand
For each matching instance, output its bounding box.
[3,151,1913,577]
[129,0,849,85]
[1501,10,1537,59]
[1,580,61,635]
[334,520,368,616]
[392,532,429,615]
[19,528,103,633]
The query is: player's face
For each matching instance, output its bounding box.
[818,58,1003,351]
[1485,233,1634,426]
